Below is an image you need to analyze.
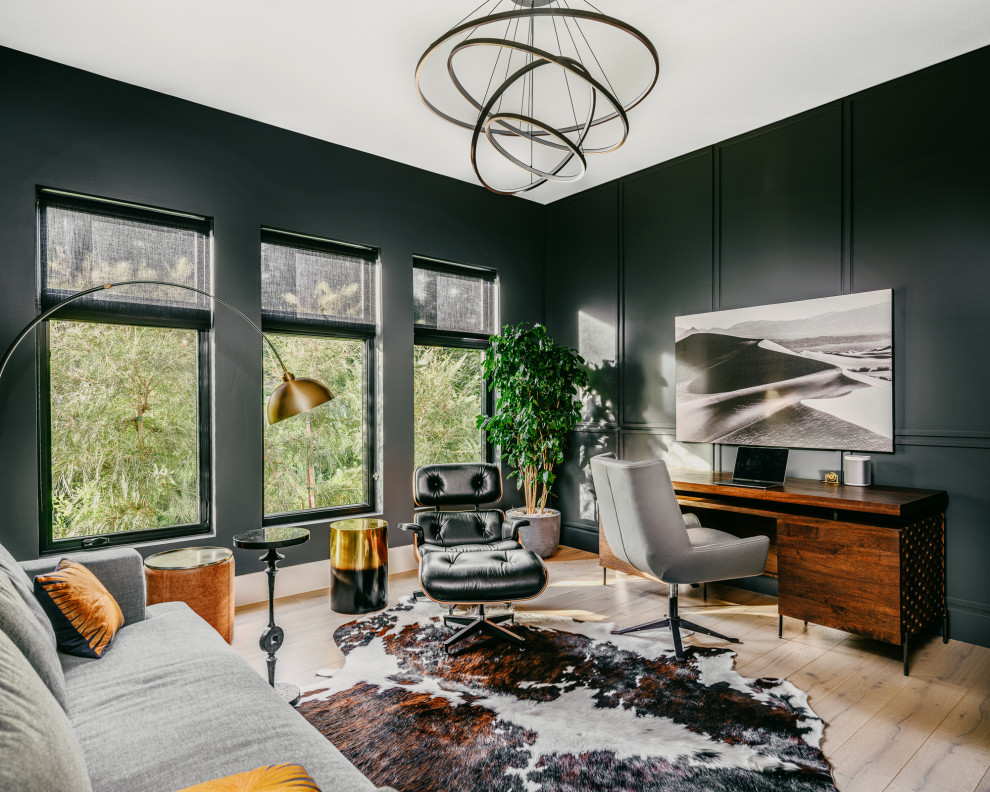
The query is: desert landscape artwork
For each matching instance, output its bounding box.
[675,290,893,452]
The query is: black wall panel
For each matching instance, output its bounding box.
[545,185,619,551]
[718,104,843,309]
[545,46,990,647]
[622,153,713,427]
[0,47,546,572]
[556,429,616,553]
[546,184,619,426]
[621,431,711,471]
[850,48,990,435]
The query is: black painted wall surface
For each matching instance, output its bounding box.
[0,47,545,575]
[546,46,990,648]
[545,185,619,546]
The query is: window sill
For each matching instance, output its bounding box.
[262,504,380,529]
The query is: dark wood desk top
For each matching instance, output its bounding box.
[667,469,946,517]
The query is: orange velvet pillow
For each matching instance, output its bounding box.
[178,764,321,791]
[34,559,124,658]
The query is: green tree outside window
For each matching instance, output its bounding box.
[263,333,367,514]
[413,345,486,469]
[49,320,200,539]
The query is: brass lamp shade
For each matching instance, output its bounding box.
[267,372,334,424]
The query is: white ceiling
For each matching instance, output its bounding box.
[2,1,989,204]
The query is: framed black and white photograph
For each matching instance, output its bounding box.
[675,290,893,452]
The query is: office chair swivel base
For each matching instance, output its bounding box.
[443,604,523,652]
[612,584,738,661]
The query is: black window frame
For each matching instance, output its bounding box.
[261,228,379,526]
[36,189,213,554]
[413,257,498,468]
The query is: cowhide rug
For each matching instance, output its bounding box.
[297,598,836,792]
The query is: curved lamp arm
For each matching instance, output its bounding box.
[0,280,333,423]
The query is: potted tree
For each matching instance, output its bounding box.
[478,322,588,558]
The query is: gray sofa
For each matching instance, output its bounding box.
[0,542,385,792]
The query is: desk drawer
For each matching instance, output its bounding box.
[778,518,901,644]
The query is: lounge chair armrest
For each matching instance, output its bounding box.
[502,518,530,542]
[397,522,424,541]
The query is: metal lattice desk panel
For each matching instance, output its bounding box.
[900,513,947,640]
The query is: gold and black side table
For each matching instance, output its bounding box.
[233,526,310,705]
[329,518,388,614]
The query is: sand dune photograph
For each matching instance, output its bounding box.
[675,290,893,452]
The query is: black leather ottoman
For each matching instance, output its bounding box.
[420,547,548,652]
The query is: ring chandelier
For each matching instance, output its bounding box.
[415,0,659,195]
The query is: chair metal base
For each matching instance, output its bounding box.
[443,604,524,653]
[612,583,738,661]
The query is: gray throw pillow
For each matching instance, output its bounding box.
[0,629,92,792]
[0,571,69,711]
[0,542,57,649]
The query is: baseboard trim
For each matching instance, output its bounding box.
[947,596,990,617]
[560,523,599,554]
[234,545,417,607]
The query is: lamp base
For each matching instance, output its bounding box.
[275,682,301,706]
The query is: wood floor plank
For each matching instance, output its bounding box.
[735,636,828,680]
[884,686,990,792]
[907,637,990,691]
[779,616,853,650]
[786,641,880,706]
[830,679,966,792]
[814,650,914,752]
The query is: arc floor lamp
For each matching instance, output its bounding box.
[0,280,334,423]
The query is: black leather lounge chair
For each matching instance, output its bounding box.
[398,463,549,652]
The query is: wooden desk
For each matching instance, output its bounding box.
[598,470,948,674]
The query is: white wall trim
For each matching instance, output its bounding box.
[234,544,417,607]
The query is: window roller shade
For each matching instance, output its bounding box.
[413,259,496,336]
[39,194,211,326]
[262,232,377,332]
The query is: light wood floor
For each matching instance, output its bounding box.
[233,548,990,792]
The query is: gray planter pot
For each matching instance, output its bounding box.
[508,507,561,559]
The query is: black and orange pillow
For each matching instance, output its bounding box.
[34,559,124,658]
[178,764,321,791]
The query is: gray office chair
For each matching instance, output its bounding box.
[590,453,770,660]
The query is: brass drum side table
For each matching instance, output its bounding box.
[330,519,388,614]
[144,547,234,643]
[233,526,310,705]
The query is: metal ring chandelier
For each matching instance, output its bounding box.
[415,0,659,195]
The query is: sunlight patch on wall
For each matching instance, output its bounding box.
[578,310,616,425]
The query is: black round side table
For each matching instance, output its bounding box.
[233,526,310,705]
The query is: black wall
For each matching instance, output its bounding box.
[0,47,545,575]
[547,46,990,648]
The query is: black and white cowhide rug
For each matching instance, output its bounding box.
[297,598,836,792]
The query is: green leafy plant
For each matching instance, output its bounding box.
[478,322,588,515]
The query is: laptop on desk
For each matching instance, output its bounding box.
[716,446,789,489]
